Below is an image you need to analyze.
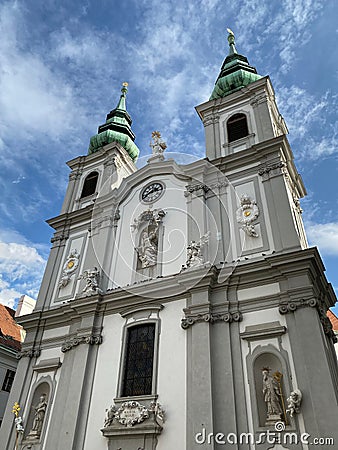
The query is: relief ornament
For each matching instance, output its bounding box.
[236,194,259,237]
[58,249,80,288]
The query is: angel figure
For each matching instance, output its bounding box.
[286,389,302,418]
[148,131,167,162]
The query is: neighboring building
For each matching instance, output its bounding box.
[0,296,36,428]
[0,305,22,427]
[328,310,338,358]
[1,31,338,449]
[15,295,37,321]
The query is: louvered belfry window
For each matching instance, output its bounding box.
[80,171,98,198]
[121,324,155,397]
[227,113,249,143]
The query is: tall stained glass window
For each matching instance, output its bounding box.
[121,324,155,397]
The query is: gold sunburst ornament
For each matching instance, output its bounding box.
[67,260,75,269]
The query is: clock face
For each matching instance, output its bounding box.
[141,182,164,203]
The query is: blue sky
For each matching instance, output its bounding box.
[0,0,337,313]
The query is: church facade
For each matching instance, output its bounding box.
[1,31,338,450]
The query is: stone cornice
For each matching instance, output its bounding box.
[181,310,242,329]
[47,205,94,231]
[32,357,62,372]
[66,141,136,173]
[240,321,286,340]
[17,250,336,337]
[210,135,306,198]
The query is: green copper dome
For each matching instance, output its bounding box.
[210,29,262,100]
[88,83,140,162]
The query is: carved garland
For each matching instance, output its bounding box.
[16,348,41,359]
[115,401,149,427]
[61,334,103,353]
[181,311,242,329]
[258,162,286,177]
[184,181,228,197]
[279,298,337,343]
[69,169,83,181]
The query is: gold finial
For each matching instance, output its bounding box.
[12,402,21,417]
[226,27,237,54]
[122,82,128,87]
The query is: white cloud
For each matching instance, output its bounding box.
[276,86,337,160]
[0,3,86,143]
[233,0,323,72]
[0,242,44,264]
[276,86,328,137]
[306,222,338,255]
[51,27,114,69]
[0,236,46,309]
[0,286,21,309]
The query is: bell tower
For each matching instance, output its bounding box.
[197,29,287,159]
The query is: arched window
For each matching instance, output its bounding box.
[227,113,249,143]
[80,171,98,198]
[121,323,155,397]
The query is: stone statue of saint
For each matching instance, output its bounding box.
[262,368,283,422]
[27,394,48,439]
[137,227,158,268]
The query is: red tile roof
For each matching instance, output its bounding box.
[0,304,22,351]
[327,310,338,332]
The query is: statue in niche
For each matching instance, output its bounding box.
[262,368,283,424]
[136,226,158,268]
[27,394,48,439]
[286,389,302,418]
[81,267,102,295]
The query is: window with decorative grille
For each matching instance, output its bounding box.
[227,113,249,143]
[80,171,99,198]
[121,324,155,397]
[2,369,15,392]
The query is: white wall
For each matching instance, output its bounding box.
[109,175,188,289]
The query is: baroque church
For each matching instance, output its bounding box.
[1,30,338,450]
